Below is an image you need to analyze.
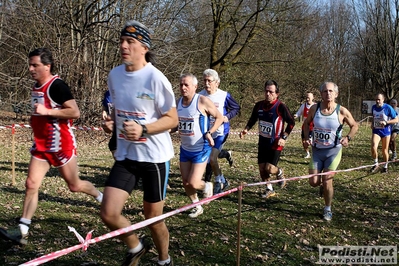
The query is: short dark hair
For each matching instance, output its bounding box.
[264,79,279,93]
[28,48,54,73]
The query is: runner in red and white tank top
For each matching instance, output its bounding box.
[0,48,102,246]
[30,75,76,152]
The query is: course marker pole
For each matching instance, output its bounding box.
[236,182,243,266]
[11,124,16,185]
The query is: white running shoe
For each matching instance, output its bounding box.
[188,206,204,218]
[323,210,333,221]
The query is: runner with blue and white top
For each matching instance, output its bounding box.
[370,93,398,173]
[199,69,240,194]
[177,73,224,218]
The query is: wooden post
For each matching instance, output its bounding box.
[11,124,16,185]
[236,182,243,266]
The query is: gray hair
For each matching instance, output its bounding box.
[320,81,338,93]
[180,73,198,86]
[203,69,220,83]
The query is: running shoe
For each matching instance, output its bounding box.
[188,206,204,218]
[213,179,230,195]
[121,237,149,266]
[213,182,222,195]
[277,168,286,188]
[222,179,230,191]
[157,259,173,266]
[261,189,276,199]
[0,226,28,245]
[382,167,388,173]
[370,164,379,173]
[323,210,333,221]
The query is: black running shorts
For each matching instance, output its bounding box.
[105,159,170,203]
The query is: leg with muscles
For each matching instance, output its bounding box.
[0,157,49,245]
[259,163,275,198]
[381,136,391,172]
[204,163,213,182]
[389,132,397,159]
[321,173,334,221]
[180,160,209,218]
[209,148,227,194]
[370,134,381,172]
[218,135,233,166]
[263,149,285,189]
[321,147,342,221]
[101,187,146,265]
[144,200,171,264]
[60,156,103,201]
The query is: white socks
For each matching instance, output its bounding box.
[19,218,31,235]
[129,241,144,254]
[95,191,103,203]
[158,256,171,265]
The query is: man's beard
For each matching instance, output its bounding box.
[123,60,133,66]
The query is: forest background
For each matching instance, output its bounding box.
[0,0,399,126]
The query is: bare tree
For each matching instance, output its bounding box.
[0,0,375,124]
[354,0,399,100]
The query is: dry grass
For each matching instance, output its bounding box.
[0,119,398,265]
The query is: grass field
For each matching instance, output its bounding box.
[0,123,398,266]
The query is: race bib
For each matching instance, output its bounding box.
[313,127,332,146]
[373,118,384,129]
[259,121,273,138]
[178,117,195,136]
[115,109,147,142]
[31,91,45,115]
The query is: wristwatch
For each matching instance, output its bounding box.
[346,135,351,142]
[141,125,148,137]
[281,134,288,140]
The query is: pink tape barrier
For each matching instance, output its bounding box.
[18,161,397,265]
[19,187,240,266]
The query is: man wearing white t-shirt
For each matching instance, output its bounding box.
[101,20,177,266]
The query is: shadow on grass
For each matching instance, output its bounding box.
[0,186,101,210]
[0,161,29,172]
